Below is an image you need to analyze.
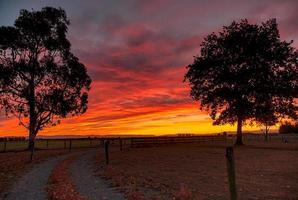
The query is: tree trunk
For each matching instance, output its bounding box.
[28,133,35,161]
[28,116,37,161]
[28,78,37,161]
[235,116,243,145]
[265,133,268,142]
[264,126,269,142]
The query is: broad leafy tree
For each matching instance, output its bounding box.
[185,19,297,145]
[0,7,91,158]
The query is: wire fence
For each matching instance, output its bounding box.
[1,133,297,153]
[0,135,227,153]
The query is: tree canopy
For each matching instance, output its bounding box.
[185,19,298,145]
[0,7,91,155]
[279,122,298,134]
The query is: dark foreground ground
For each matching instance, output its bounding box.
[0,139,297,200]
[96,141,298,199]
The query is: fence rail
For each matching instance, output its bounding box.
[0,135,228,153]
[0,138,104,152]
[131,135,226,148]
[2,134,297,153]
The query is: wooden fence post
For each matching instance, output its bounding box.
[226,147,237,200]
[104,139,110,165]
[119,137,123,151]
[46,139,49,149]
[69,139,72,152]
[269,134,272,142]
[3,139,7,152]
[223,132,227,144]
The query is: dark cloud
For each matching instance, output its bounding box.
[118,94,191,109]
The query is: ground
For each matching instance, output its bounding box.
[96,142,298,200]
[0,149,68,197]
[0,138,298,200]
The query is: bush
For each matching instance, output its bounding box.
[279,122,298,134]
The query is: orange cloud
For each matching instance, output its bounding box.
[1,0,294,137]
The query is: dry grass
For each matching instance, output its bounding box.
[96,142,298,200]
[0,149,68,196]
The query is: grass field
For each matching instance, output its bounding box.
[0,139,104,152]
[96,140,298,199]
[1,134,296,152]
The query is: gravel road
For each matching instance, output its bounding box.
[71,150,125,200]
[5,154,68,200]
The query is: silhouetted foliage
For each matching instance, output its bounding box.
[0,7,91,158]
[255,101,278,141]
[185,19,298,145]
[279,122,298,134]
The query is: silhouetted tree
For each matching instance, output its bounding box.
[185,19,298,145]
[254,100,278,142]
[0,7,91,159]
[279,122,298,134]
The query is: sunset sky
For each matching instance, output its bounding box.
[0,0,297,136]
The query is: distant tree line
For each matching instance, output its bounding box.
[279,122,298,134]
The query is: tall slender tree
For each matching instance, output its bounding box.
[185,19,297,145]
[0,7,91,159]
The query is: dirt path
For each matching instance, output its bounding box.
[71,150,125,200]
[4,154,69,200]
